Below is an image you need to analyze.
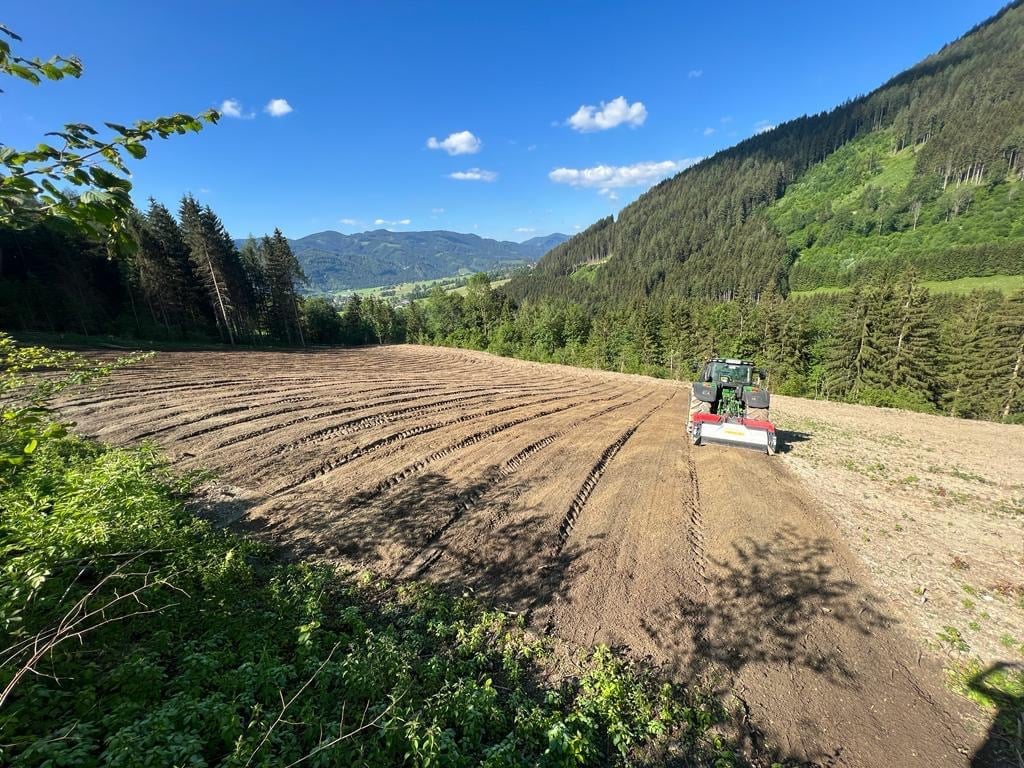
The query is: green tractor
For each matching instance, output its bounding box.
[686,358,777,454]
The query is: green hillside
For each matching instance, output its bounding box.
[771,131,1024,290]
[509,1,1024,304]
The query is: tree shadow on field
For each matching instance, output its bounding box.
[642,525,892,687]
[187,483,264,529]
[968,662,1024,768]
[236,468,592,616]
[243,472,477,562]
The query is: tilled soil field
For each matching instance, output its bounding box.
[58,345,1016,767]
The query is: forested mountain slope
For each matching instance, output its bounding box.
[509,1,1024,305]
[284,229,568,292]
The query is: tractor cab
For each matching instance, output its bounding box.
[701,359,762,388]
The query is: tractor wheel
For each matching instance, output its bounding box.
[688,395,710,445]
[689,394,711,419]
[747,406,769,421]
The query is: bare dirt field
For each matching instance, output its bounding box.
[57,345,1024,767]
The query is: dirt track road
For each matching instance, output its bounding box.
[59,345,983,765]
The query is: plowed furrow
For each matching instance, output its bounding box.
[376,389,651,510]
[159,383,458,443]
[284,383,570,452]
[275,391,605,494]
[552,399,667,556]
[100,377,386,432]
[60,377,264,408]
[206,386,461,449]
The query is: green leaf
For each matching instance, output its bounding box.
[23,438,38,455]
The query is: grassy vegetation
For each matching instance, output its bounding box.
[344,272,472,300]
[569,259,609,283]
[327,271,515,304]
[452,277,510,296]
[949,660,1024,746]
[790,274,1024,298]
[919,275,1024,295]
[769,130,1024,290]
[0,434,741,767]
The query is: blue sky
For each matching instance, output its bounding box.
[3,1,1009,241]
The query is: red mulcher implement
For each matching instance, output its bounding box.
[686,358,777,455]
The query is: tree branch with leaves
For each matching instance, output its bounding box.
[0,24,218,252]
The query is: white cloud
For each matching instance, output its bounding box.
[514,227,536,233]
[720,115,733,124]
[448,168,497,182]
[220,99,243,118]
[339,218,360,226]
[754,120,775,134]
[567,96,647,133]
[374,218,411,227]
[703,126,716,136]
[426,130,481,155]
[431,207,445,213]
[548,158,700,193]
[527,144,537,151]
[688,69,703,79]
[219,99,256,119]
[265,98,293,117]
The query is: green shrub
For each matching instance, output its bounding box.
[0,436,734,767]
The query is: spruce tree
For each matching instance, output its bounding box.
[990,291,1024,421]
[886,276,941,404]
[180,195,235,344]
[942,294,997,419]
[823,288,884,399]
[264,229,306,346]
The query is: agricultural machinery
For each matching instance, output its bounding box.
[687,358,777,454]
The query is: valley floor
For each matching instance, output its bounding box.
[58,345,1024,766]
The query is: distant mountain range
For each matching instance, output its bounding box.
[248,229,569,292]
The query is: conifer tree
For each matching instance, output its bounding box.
[146,200,207,330]
[262,230,306,346]
[179,196,235,344]
[886,276,940,402]
[990,291,1024,421]
[942,293,997,419]
[823,288,883,399]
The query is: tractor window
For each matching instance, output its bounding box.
[709,362,753,385]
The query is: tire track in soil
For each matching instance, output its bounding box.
[684,451,710,591]
[396,390,661,580]
[553,393,673,555]
[203,384,481,450]
[172,383,478,445]
[272,387,612,495]
[203,379,573,454]
[69,377,419,437]
[280,382,571,453]
[236,384,609,485]
[526,393,674,631]
[348,388,648,507]
[122,379,433,440]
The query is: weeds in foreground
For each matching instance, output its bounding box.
[0,435,737,766]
